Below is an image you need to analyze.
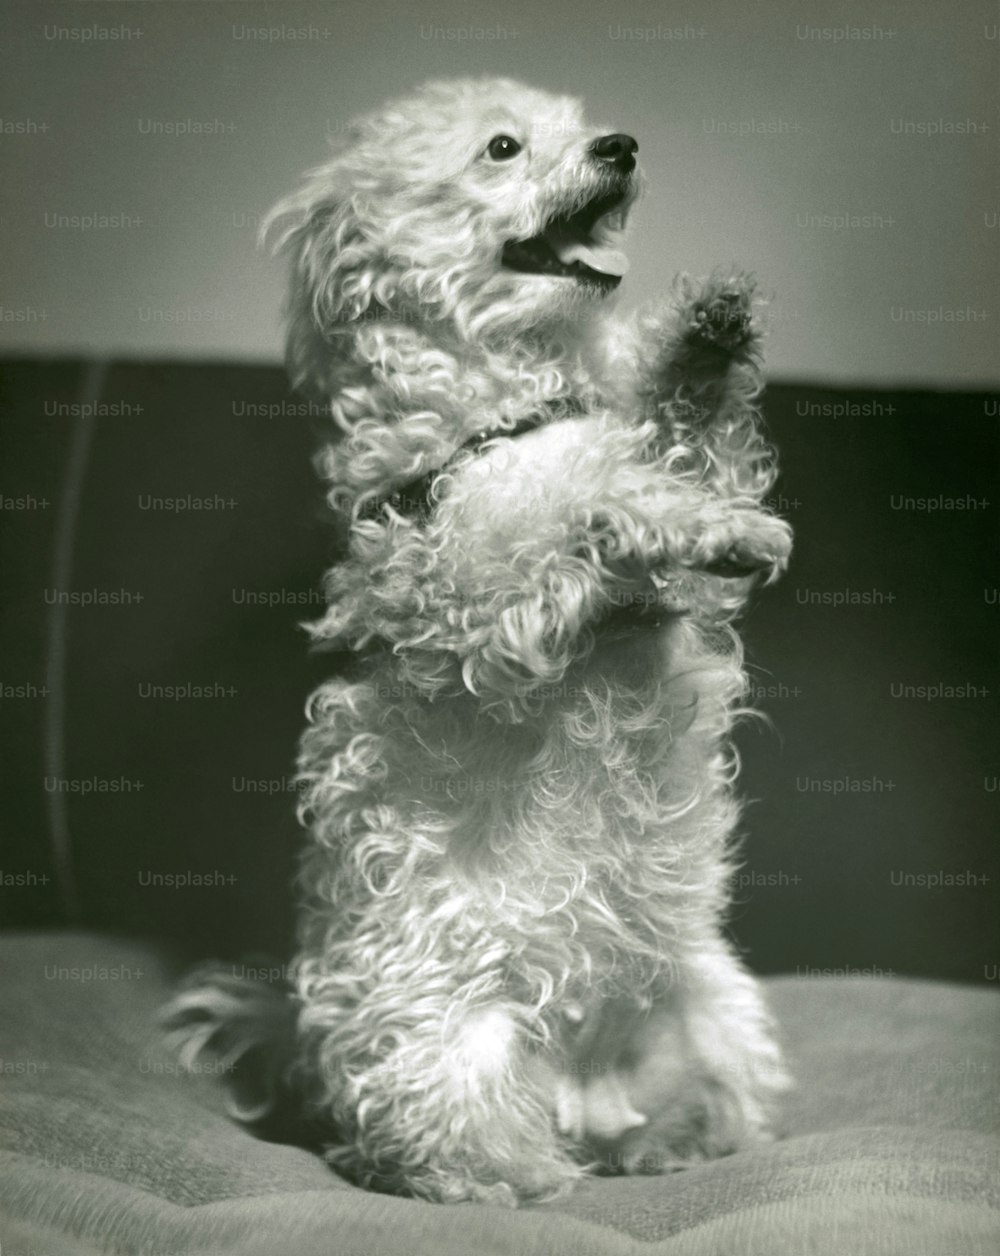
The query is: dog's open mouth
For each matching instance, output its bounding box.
[501,188,630,290]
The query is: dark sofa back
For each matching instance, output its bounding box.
[1,359,996,982]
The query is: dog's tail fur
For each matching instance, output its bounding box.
[160,964,311,1143]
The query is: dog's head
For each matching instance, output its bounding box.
[265,78,641,389]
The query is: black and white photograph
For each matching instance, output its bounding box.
[1,2,997,1253]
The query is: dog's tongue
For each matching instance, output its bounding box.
[546,225,629,277]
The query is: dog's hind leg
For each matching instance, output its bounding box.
[313,997,583,1206]
[585,944,790,1175]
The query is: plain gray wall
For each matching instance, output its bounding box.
[1,0,996,385]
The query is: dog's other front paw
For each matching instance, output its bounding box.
[692,509,792,582]
[683,274,757,356]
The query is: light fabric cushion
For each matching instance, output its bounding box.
[1,933,998,1254]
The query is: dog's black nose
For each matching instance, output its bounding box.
[590,133,638,173]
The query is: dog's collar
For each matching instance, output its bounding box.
[355,400,584,521]
[599,598,672,634]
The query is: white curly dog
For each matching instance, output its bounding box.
[166,77,794,1206]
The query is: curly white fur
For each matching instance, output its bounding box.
[164,77,794,1206]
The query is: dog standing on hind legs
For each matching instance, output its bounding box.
[164,77,793,1206]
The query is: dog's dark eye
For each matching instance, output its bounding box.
[487,134,522,161]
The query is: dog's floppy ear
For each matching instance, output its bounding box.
[261,156,384,399]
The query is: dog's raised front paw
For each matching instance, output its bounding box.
[684,278,757,355]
